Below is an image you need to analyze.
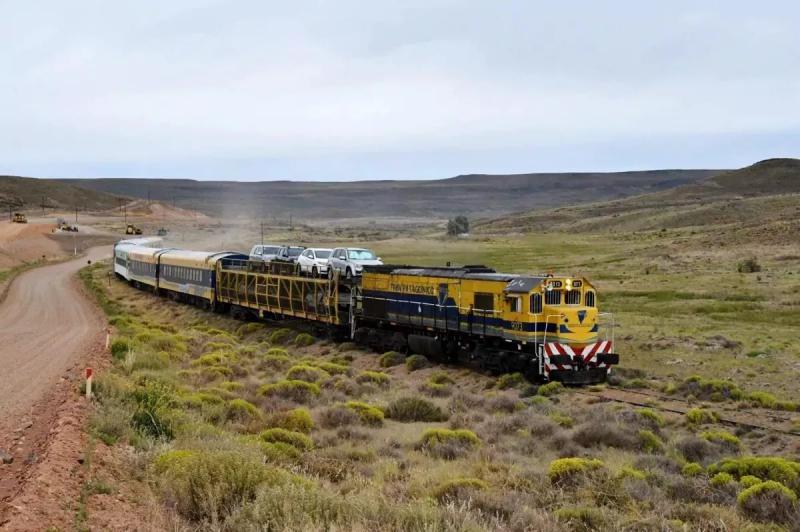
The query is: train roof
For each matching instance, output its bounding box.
[367,265,548,293]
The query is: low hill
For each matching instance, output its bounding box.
[62,169,722,219]
[476,159,800,243]
[0,175,122,213]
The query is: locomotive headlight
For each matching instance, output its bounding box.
[566,279,572,290]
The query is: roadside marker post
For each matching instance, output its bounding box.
[105,328,111,350]
[85,368,94,400]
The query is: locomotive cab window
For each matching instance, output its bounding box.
[507,296,521,313]
[585,291,596,307]
[474,293,494,312]
[545,289,561,305]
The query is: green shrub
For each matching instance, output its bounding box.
[738,481,797,523]
[708,457,800,491]
[226,399,261,423]
[701,429,740,450]
[740,475,762,488]
[617,467,647,481]
[134,330,187,353]
[709,472,734,487]
[266,347,290,358]
[355,370,390,387]
[294,332,315,347]
[554,507,606,529]
[637,408,665,427]
[495,372,525,390]
[428,372,455,386]
[550,413,574,428]
[685,407,718,425]
[129,379,175,440]
[259,441,302,463]
[269,407,314,434]
[548,458,605,484]
[152,449,281,522]
[89,405,130,446]
[345,401,385,426]
[745,391,798,411]
[269,328,292,345]
[262,353,292,370]
[405,354,429,371]
[219,381,244,392]
[259,428,313,451]
[110,338,130,360]
[681,377,743,402]
[286,364,330,383]
[379,351,406,367]
[259,380,320,403]
[431,478,488,501]
[639,430,664,453]
[385,397,448,422]
[682,462,704,477]
[538,381,564,396]
[420,429,480,459]
[737,258,761,274]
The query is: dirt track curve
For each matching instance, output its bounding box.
[0,248,109,426]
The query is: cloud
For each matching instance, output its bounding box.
[0,0,798,180]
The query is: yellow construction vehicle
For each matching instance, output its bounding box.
[12,212,27,223]
[125,224,143,235]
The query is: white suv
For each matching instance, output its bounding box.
[328,247,383,279]
[249,244,281,261]
[297,248,332,277]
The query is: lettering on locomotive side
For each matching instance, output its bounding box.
[390,283,436,295]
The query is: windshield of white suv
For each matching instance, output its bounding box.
[348,249,376,260]
[315,250,331,258]
[262,246,280,254]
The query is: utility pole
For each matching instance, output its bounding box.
[124,205,127,225]
[40,196,46,216]
[75,206,78,224]
[260,221,264,246]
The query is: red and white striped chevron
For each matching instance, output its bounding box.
[542,341,613,377]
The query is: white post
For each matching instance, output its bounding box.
[85,368,93,399]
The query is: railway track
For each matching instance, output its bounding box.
[574,386,800,437]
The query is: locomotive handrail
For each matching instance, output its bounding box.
[598,312,615,346]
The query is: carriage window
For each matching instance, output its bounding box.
[545,290,561,305]
[507,297,521,312]
[565,290,581,305]
[474,293,494,312]
[530,293,543,313]
[585,291,596,307]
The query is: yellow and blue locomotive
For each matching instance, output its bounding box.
[354,265,617,383]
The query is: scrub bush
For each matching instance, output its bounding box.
[685,407,718,425]
[495,372,525,390]
[152,449,284,522]
[709,457,800,492]
[379,351,406,367]
[405,354,429,371]
[355,370,390,387]
[294,332,315,347]
[259,428,313,451]
[548,457,605,485]
[738,481,797,523]
[269,328,292,345]
[385,397,448,422]
[639,430,664,453]
[344,401,384,426]
[431,478,488,501]
[225,399,261,423]
[682,463,704,477]
[710,472,734,487]
[537,381,564,397]
[420,429,480,459]
[269,407,314,434]
[110,338,130,360]
[259,380,320,403]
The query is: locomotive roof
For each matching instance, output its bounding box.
[370,265,547,293]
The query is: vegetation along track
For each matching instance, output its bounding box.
[578,386,800,437]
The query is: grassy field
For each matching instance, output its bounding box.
[77,235,800,531]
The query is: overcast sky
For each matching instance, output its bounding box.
[1,1,798,181]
